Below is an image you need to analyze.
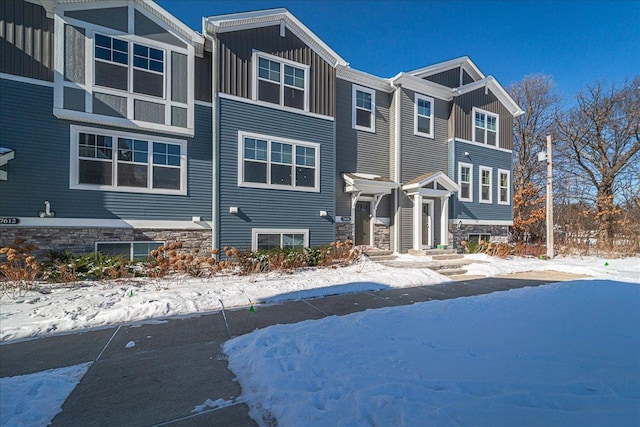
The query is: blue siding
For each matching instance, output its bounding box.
[0,78,212,221]
[451,140,512,221]
[218,97,335,250]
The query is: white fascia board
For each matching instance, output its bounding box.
[205,9,347,67]
[389,73,454,100]
[407,56,485,81]
[402,172,460,192]
[336,66,393,93]
[454,76,524,117]
[13,218,213,229]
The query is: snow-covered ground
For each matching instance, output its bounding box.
[1,254,638,342]
[1,255,639,426]
[225,279,640,426]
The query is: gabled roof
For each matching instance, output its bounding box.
[454,76,524,117]
[337,66,393,93]
[389,72,455,100]
[402,171,460,192]
[204,8,348,68]
[342,173,399,195]
[407,56,485,82]
[41,0,205,54]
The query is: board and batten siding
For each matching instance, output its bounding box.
[0,0,54,81]
[399,87,450,183]
[195,50,212,103]
[218,97,335,250]
[422,67,474,88]
[451,140,512,222]
[452,87,514,150]
[334,78,391,217]
[0,78,212,221]
[216,25,336,117]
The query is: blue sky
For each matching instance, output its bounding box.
[157,0,639,103]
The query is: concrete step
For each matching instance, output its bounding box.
[431,253,465,261]
[366,254,398,262]
[408,248,458,256]
[435,268,468,276]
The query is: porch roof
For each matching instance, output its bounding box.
[342,173,399,195]
[402,171,460,193]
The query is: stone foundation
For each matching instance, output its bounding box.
[373,224,390,250]
[335,223,353,243]
[449,224,510,252]
[0,227,212,260]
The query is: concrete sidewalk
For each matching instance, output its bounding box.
[0,273,585,426]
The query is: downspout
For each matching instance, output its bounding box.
[203,20,218,256]
[391,81,402,254]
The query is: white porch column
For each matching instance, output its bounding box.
[440,195,449,247]
[412,194,421,251]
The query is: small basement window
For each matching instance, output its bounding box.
[251,229,309,251]
[96,241,164,260]
[466,233,491,244]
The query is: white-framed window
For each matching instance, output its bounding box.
[96,241,164,260]
[479,166,493,204]
[498,169,510,205]
[94,33,165,99]
[472,107,499,146]
[70,125,187,195]
[467,233,491,244]
[352,84,375,132]
[458,162,473,202]
[238,131,320,192]
[251,229,309,251]
[252,51,309,111]
[414,94,434,138]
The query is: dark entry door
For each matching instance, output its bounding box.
[355,201,370,245]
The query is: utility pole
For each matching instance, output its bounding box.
[545,135,554,259]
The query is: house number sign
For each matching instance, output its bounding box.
[0,217,20,225]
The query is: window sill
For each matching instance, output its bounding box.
[238,182,320,193]
[479,200,493,204]
[414,131,434,139]
[70,183,186,196]
[352,125,376,134]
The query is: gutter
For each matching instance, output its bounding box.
[203,21,219,256]
[391,81,402,254]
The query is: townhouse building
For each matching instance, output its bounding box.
[0,0,523,258]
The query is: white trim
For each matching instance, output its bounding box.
[449,219,513,226]
[413,196,434,250]
[336,66,393,93]
[454,76,524,117]
[251,228,310,251]
[408,56,485,82]
[479,166,493,204]
[498,168,511,205]
[69,124,188,195]
[238,131,320,193]
[448,137,512,154]
[218,93,334,121]
[252,50,310,112]
[458,162,473,202]
[414,93,434,139]
[9,218,212,228]
[472,107,500,148]
[389,72,454,101]
[195,100,213,107]
[0,73,54,88]
[95,240,164,260]
[352,84,376,133]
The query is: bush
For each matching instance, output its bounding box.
[0,239,40,298]
[41,251,136,282]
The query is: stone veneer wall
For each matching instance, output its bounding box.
[0,227,212,260]
[373,224,390,250]
[335,223,353,243]
[449,224,510,252]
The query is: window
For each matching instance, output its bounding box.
[458,162,473,202]
[467,233,491,244]
[498,169,510,205]
[352,85,375,132]
[473,108,499,146]
[414,94,434,138]
[479,166,493,203]
[254,52,308,110]
[94,34,165,98]
[96,241,164,260]
[251,229,309,251]
[72,126,186,194]
[239,132,319,192]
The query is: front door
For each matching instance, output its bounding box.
[355,201,371,245]
[421,203,432,248]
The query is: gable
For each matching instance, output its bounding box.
[65,7,128,32]
[134,9,186,49]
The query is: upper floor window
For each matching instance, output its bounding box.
[498,169,510,205]
[71,126,186,195]
[473,108,498,146]
[352,85,375,132]
[253,52,309,111]
[414,94,434,138]
[458,162,473,202]
[94,34,165,98]
[239,132,319,192]
[479,166,493,203]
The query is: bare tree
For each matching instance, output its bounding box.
[509,74,559,243]
[556,76,640,249]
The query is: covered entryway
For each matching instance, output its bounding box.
[343,173,399,247]
[402,172,460,251]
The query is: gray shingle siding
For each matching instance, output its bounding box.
[451,140,512,222]
[334,78,391,217]
[0,78,212,221]
[217,97,335,250]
